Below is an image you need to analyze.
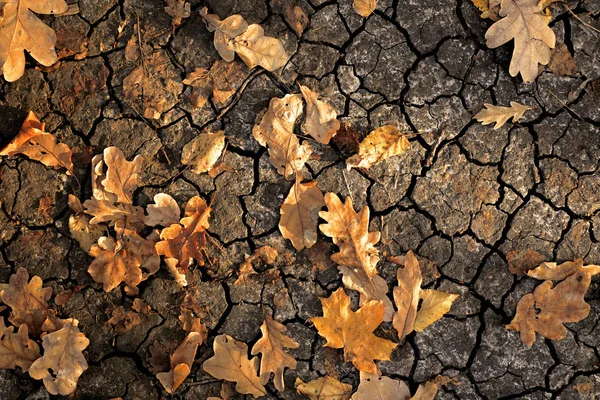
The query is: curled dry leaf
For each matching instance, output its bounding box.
[310,288,397,374]
[68,194,105,254]
[474,102,534,129]
[251,314,299,391]
[299,85,340,144]
[346,125,410,170]
[0,267,52,336]
[183,61,248,109]
[526,259,600,281]
[0,318,40,372]
[485,0,556,82]
[200,7,249,62]
[339,266,394,322]
[164,0,191,28]
[393,251,422,342]
[144,193,181,227]
[181,130,226,174]
[414,289,459,332]
[410,381,439,400]
[101,147,144,205]
[351,372,411,400]
[354,0,377,17]
[156,331,204,394]
[0,112,74,175]
[28,319,89,396]
[203,334,267,398]
[228,24,289,71]
[83,199,145,228]
[0,0,68,81]
[279,177,325,250]
[295,376,353,400]
[253,94,312,179]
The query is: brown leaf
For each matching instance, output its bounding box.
[83,198,145,229]
[346,125,409,170]
[299,85,340,144]
[548,43,577,76]
[253,94,312,179]
[178,308,207,334]
[28,319,89,396]
[286,5,309,36]
[200,8,249,62]
[354,0,377,17]
[351,372,411,400]
[100,147,144,205]
[279,178,325,250]
[485,0,556,82]
[144,193,181,227]
[507,248,545,275]
[0,268,52,336]
[235,246,280,286]
[295,376,353,400]
[0,318,40,372]
[474,102,534,129]
[339,266,394,322]
[156,331,204,394]
[181,130,226,174]
[183,61,248,109]
[164,0,191,28]
[410,381,439,400]
[311,288,397,374]
[414,289,459,332]
[107,306,143,334]
[0,112,74,174]
[227,24,289,71]
[392,251,422,341]
[333,123,361,155]
[0,0,68,81]
[251,314,299,391]
[203,334,267,398]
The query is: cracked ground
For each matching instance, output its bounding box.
[1,0,600,398]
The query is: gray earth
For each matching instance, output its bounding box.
[1,0,600,399]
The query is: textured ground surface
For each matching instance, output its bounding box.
[1,0,600,398]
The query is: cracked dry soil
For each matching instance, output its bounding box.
[1,0,600,399]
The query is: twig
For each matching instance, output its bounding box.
[546,90,585,121]
[563,3,600,38]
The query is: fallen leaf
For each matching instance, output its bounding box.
[346,125,410,170]
[68,195,105,254]
[351,372,410,400]
[144,193,181,227]
[474,102,534,129]
[410,381,439,400]
[200,7,249,62]
[183,61,248,109]
[548,43,577,76]
[507,248,545,275]
[156,331,204,394]
[311,288,397,374]
[414,289,459,332]
[527,259,600,281]
[181,131,226,174]
[178,308,207,334]
[485,0,556,82]
[0,268,52,336]
[295,376,353,400]
[0,112,74,175]
[101,147,144,205]
[28,319,89,396]
[83,198,145,228]
[339,266,394,322]
[354,0,377,17]
[234,246,281,286]
[319,193,381,283]
[251,314,299,391]
[0,0,68,81]
[253,94,312,179]
[279,178,325,250]
[228,24,289,71]
[286,5,309,36]
[299,85,340,144]
[164,0,191,28]
[392,251,422,341]
[472,0,501,20]
[0,318,40,372]
[107,306,142,334]
[203,334,268,398]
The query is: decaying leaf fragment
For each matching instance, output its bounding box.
[354,0,377,17]
[251,314,299,391]
[295,376,353,400]
[183,61,248,109]
[164,0,191,28]
[0,0,68,81]
[181,131,226,174]
[0,267,52,336]
[350,372,411,400]
[0,318,40,372]
[310,288,397,374]
[414,289,459,332]
[346,125,410,170]
[299,85,340,144]
[68,195,105,254]
[0,112,74,175]
[253,94,312,179]
[474,102,534,129]
[156,331,204,394]
[28,319,89,396]
[485,0,556,82]
[203,334,267,398]
[286,5,309,36]
[392,251,422,342]
[279,177,325,250]
[410,381,439,400]
[506,259,600,346]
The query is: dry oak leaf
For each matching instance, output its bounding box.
[506,263,599,346]
[0,0,68,81]
[346,125,410,170]
[299,85,340,145]
[68,194,105,254]
[101,146,144,205]
[29,319,89,396]
[474,102,534,129]
[157,331,204,394]
[414,289,459,332]
[144,193,181,227]
[0,267,52,336]
[286,5,309,36]
[203,334,267,398]
[410,381,439,400]
[279,177,325,250]
[548,42,577,76]
[354,0,377,17]
[90,153,118,203]
[311,288,397,374]
[83,198,145,228]
[251,314,299,391]
[178,308,207,334]
[253,94,312,179]
[181,130,226,175]
[228,24,289,71]
[392,251,422,342]
[0,111,74,174]
[200,7,249,62]
[351,372,411,400]
[295,376,353,400]
[527,259,600,281]
[485,0,556,82]
[107,306,142,334]
[164,0,191,28]
[339,266,394,322]
[183,61,247,109]
[471,0,501,20]
[0,318,40,372]
[319,193,381,283]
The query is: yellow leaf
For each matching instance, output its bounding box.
[474,102,534,129]
[203,334,267,398]
[392,251,422,341]
[299,85,340,144]
[346,126,410,170]
[410,381,439,400]
[157,331,204,394]
[351,372,411,400]
[181,130,226,174]
[310,288,397,374]
[414,289,459,332]
[279,178,325,250]
[228,24,289,71]
[0,318,40,372]
[354,0,377,17]
[295,376,353,400]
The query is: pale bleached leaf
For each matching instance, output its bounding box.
[474,102,534,129]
